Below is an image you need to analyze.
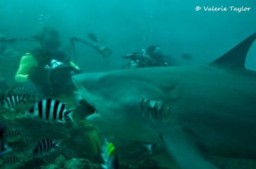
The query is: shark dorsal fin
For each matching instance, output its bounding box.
[212,32,256,69]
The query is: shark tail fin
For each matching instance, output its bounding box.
[212,32,256,69]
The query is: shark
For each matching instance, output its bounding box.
[72,32,256,169]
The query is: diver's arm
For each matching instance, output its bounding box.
[15,53,38,83]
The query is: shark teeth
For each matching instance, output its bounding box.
[140,98,171,122]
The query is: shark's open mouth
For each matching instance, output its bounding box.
[78,99,96,117]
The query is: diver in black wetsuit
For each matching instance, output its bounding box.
[123,45,170,69]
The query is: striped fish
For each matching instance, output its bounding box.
[27,98,74,123]
[3,155,20,165]
[4,128,23,142]
[5,129,22,138]
[10,86,36,95]
[8,143,26,152]
[33,138,61,157]
[2,94,30,111]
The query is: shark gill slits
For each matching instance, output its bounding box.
[140,98,149,117]
[140,98,171,122]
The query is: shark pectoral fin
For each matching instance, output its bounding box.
[160,131,217,169]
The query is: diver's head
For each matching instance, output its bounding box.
[146,45,162,58]
[35,27,60,52]
[146,45,157,54]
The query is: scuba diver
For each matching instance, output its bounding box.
[13,27,105,165]
[122,45,170,69]
[14,27,105,163]
[14,27,80,97]
[146,45,169,66]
